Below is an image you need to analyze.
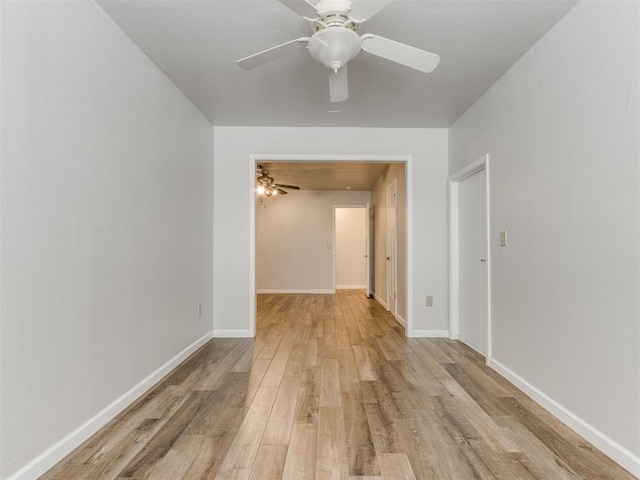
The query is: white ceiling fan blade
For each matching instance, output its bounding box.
[360,33,440,73]
[329,66,349,103]
[278,0,319,20]
[349,0,395,23]
[237,38,310,70]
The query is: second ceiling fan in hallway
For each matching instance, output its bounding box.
[257,165,301,196]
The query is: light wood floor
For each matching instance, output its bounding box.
[41,291,634,480]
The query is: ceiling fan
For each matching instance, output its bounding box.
[256,165,301,196]
[236,0,440,103]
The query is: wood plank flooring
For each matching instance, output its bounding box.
[40,291,635,480]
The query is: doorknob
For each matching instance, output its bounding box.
[480,259,486,263]
[386,256,390,260]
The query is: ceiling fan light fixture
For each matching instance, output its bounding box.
[237,0,440,102]
[257,167,298,198]
[308,26,361,70]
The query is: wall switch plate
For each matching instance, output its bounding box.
[500,230,508,247]
[425,296,433,307]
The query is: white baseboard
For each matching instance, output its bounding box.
[395,314,407,328]
[7,332,213,480]
[212,329,253,338]
[489,358,640,478]
[257,289,335,294]
[409,329,450,338]
[335,285,367,289]
[374,293,388,310]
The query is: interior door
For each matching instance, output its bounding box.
[386,181,397,315]
[365,202,373,298]
[458,169,487,355]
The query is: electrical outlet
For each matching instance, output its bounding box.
[425,296,433,307]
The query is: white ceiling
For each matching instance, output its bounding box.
[96,0,578,128]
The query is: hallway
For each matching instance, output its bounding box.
[41,291,632,479]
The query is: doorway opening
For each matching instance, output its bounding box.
[334,206,368,292]
[249,154,413,337]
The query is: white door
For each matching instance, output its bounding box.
[365,202,373,298]
[458,169,487,355]
[386,181,397,315]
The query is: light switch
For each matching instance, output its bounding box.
[500,230,508,247]
[327,242,332,249]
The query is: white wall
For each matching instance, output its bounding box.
[257,191,370,292]
[0,2,214,478]
[213,127,449,336]
[449,0,639,474]
[335,207,367,289]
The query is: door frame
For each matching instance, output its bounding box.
[249,154,412,337]
[449,154,492,362]
[365,202,373,298]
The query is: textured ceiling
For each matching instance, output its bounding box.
[96,0,579,128]
[259,161,392,190]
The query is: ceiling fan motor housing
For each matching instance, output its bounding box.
[308,26,361,71]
